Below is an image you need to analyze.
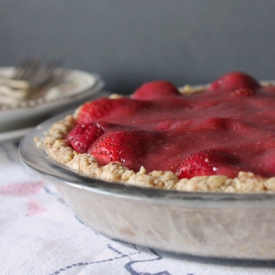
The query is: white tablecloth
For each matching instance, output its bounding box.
[1,141,275,275]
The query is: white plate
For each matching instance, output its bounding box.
[0,90,110,143]
[0,127,32,143]
[0,67,104,132]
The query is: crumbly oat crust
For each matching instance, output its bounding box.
[42,93,275,193]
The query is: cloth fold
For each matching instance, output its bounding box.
[0,142,274,275]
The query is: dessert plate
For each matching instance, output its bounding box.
[0,126,32,143]
[19,110,275,261]
[0,67,104,132]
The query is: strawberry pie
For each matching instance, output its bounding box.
[42,72,275,193]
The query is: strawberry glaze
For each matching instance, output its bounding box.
[70,74,275,179]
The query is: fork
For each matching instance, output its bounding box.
[0,58,62,90]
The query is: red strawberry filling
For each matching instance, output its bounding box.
[67,72,275,179]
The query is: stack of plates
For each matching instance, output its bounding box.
[0,67,105,142]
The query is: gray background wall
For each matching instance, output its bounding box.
[1,0,275,94]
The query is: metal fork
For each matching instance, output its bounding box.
[0,58,62,90]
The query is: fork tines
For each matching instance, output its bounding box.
[13,58,62,89]
[14,58,40,81]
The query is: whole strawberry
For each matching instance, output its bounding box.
[132,80,179,100]
[89,130,156,171]
[177,150,239,179]
[77,98,113,124]
[67,123,104,153]
[78,97,149,124]
[208,72,260,92]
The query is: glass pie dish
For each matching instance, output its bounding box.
[19,110,275,261]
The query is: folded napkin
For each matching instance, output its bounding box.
[1,142,275,275]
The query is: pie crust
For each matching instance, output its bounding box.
[40,84,275,193]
